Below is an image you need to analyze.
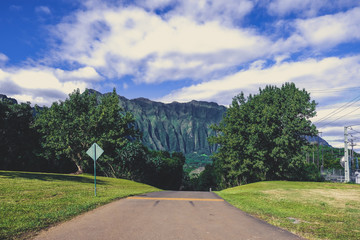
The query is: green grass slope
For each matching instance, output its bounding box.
[217,181,360,240]
[0,171,159,240]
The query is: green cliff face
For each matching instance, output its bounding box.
[116,96,227,156]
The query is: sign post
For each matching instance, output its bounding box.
[86,143,104,196]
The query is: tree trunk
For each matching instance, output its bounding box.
[75,163,83,174]
[72,155,83,174]
[73,153,84,174]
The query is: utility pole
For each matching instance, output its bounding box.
[312,144,315,164]
[350,139,356,172]
[344,126,350,182]
[319,132,323,171]
[317,134,320,168]
[306,152,309,163]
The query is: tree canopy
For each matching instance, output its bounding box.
[0,99,40,171]
[34,89,139,174]
[33,88,186,190]
[209,83,318,188]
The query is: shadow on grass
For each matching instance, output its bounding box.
[0,171,108,185]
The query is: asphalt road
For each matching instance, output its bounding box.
[33,191,305,240]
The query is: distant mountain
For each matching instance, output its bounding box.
[2,90,332,157]
[97,90,332,157]
[111,93,227,155]
[304,136,332,147]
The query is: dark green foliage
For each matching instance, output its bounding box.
[197,164,218,190]
[182,164,218,191]
[308,145,359,169]
[32,89,186,189]
[96,140,155,185]
[148,151,186,190]
[323,146,344,169]
[0,99,41,171]
[183,153,212,171]
[34,88,139,174]
[209,83,318,188]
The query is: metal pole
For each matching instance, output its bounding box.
[312,149,315,164]
[94,146,97,196]
[344,127,350,182]
[321,147,324,169]
[317,135,320,168]
[350,139,356,171]
[320,132,323,171]
[351,139,354,174]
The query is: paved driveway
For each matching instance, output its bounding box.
[33,191,305,240]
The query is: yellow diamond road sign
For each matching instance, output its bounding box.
[86,143,104,161]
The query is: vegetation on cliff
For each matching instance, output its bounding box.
[116,95,226,157]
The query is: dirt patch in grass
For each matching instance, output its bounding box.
[218,181,360,240]
[262,188,360,209]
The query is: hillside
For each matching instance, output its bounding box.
[88,90,227,157]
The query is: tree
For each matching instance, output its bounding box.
[34,88,138,174]
[98,140,150,181]
[0,99,40,171]
[209,83,318,188]
[148,151,186,190]
[197,164,218,191]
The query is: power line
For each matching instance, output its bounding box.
[349,129,360,135]
[315,94,360,124]
[317,105,360,129]
[309,86,360,93]
[348,127,360,136]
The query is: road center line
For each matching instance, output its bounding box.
[128,196,224,202]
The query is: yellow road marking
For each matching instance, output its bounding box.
[128,197,224,202]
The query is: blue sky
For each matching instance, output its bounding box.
[1,0,360,150]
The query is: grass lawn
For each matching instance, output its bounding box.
[0,170,159,240]
[217,181,360,240]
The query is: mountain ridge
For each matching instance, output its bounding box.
[1,91,332,157]
[114,92,227,155]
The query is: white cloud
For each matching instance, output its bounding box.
[157,55,360,105]
[132,0,254,26]
[268,0,326,17]
[314,103,360,150]
[166,0,254,25]
[268,0,360,17]
[35,6,51,15]
[157,55,360,150]
[54,66,103,82]
[44,1,360,88]
[0,53,8,65]
[9,5,22,11]
[0,66,96,105]
[3,0,360,152]
[294,7,360,48]
[314,103,360,127]
[268,7,360,55]
[123,82,129,90]
[134,0,175,11]
[52,5,273,84]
